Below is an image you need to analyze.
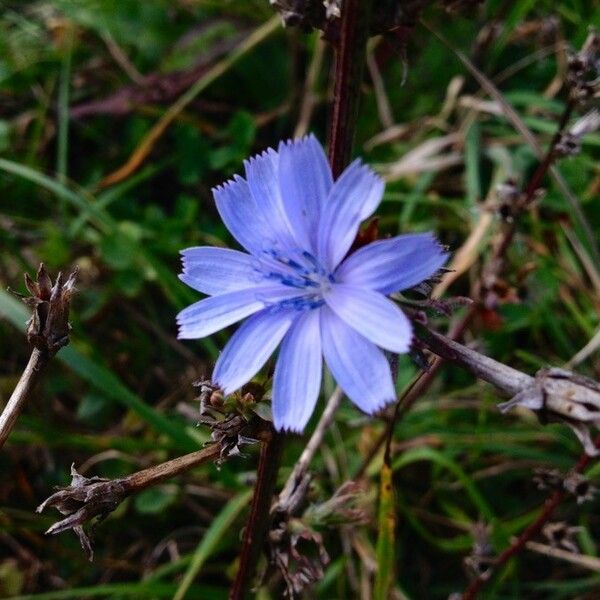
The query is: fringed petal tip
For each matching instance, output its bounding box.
[243,147,278,172]
[277,132,321,152]
[364,394,396,416]
[273,421,305,434]
[211,173,247,197]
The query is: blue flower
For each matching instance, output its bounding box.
[177,135,448,432]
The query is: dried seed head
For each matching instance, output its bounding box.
[542,521,582,553]
[323,0,341,20]
[567,27,600,104]
[495,179,523,223]
[563,471,597,504]
[464,521,495,579]
[555,110,600,157]
[269,0,324,29]
[533,467,564,492]
[20,264,78,353]
[36,464,127,561]
[533,468,596,504]
[193,380,263,462]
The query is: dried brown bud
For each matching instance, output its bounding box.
[21,264,77,353]
[533,467,564,492]
[533,468,596,504]
[541,521,582,554]
[268,0,475,36]
[563,471,597,504]
[567,27,600,104]
[498,368,600,456]
[464,521,495,579]
[269,0,325,29]
[555,110,600,157]
[193,380,262,462]
[37,464,127,561]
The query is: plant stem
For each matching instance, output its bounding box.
[276,387,344,515]
[229,431,284,600]
[230,2,375,594]
[123,444,221,492]
[415,325,533,396]
[327,0,373,177]
[0,348,50,450]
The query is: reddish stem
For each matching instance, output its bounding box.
[229,431,284,600]
[327,0,373,177]
[462,437,598,600]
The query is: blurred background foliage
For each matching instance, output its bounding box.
[0,0,599,598]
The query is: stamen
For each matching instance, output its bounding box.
[257,247,333,303]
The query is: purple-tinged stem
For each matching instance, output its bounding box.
[229,3,374,596]
[327,0,373,177]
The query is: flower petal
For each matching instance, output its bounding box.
[213,309,294,394]
[335,233,448,294]
[278,135,333,251]
[324,284,412,353]
[320,307,395,414]
[244,148,296,249]
[317,160,384,270]
[179,247,257,295]
[272,309,322,432]
[213,175,272,255]
[176,286,297,339]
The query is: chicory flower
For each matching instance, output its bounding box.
[177,135,447,432]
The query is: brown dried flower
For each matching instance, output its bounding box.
[541,521,582,554]
[567,27,600,104]
[563,471,597,504]
[21,264,77,353]
[555,110,600,157]
[37,464,127,561]
[464,521,495,579]
[193,380,266,462]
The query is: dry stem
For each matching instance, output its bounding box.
[0,348,50,449]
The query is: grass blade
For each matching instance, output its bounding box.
[173,490,253,600]
[374,461,396,600]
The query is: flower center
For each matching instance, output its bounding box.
[256,247,334,310]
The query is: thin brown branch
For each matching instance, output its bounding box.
[415,325,534,396]
[422,18,600,268]
[123,444,221,493]
[0,348,50,449]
